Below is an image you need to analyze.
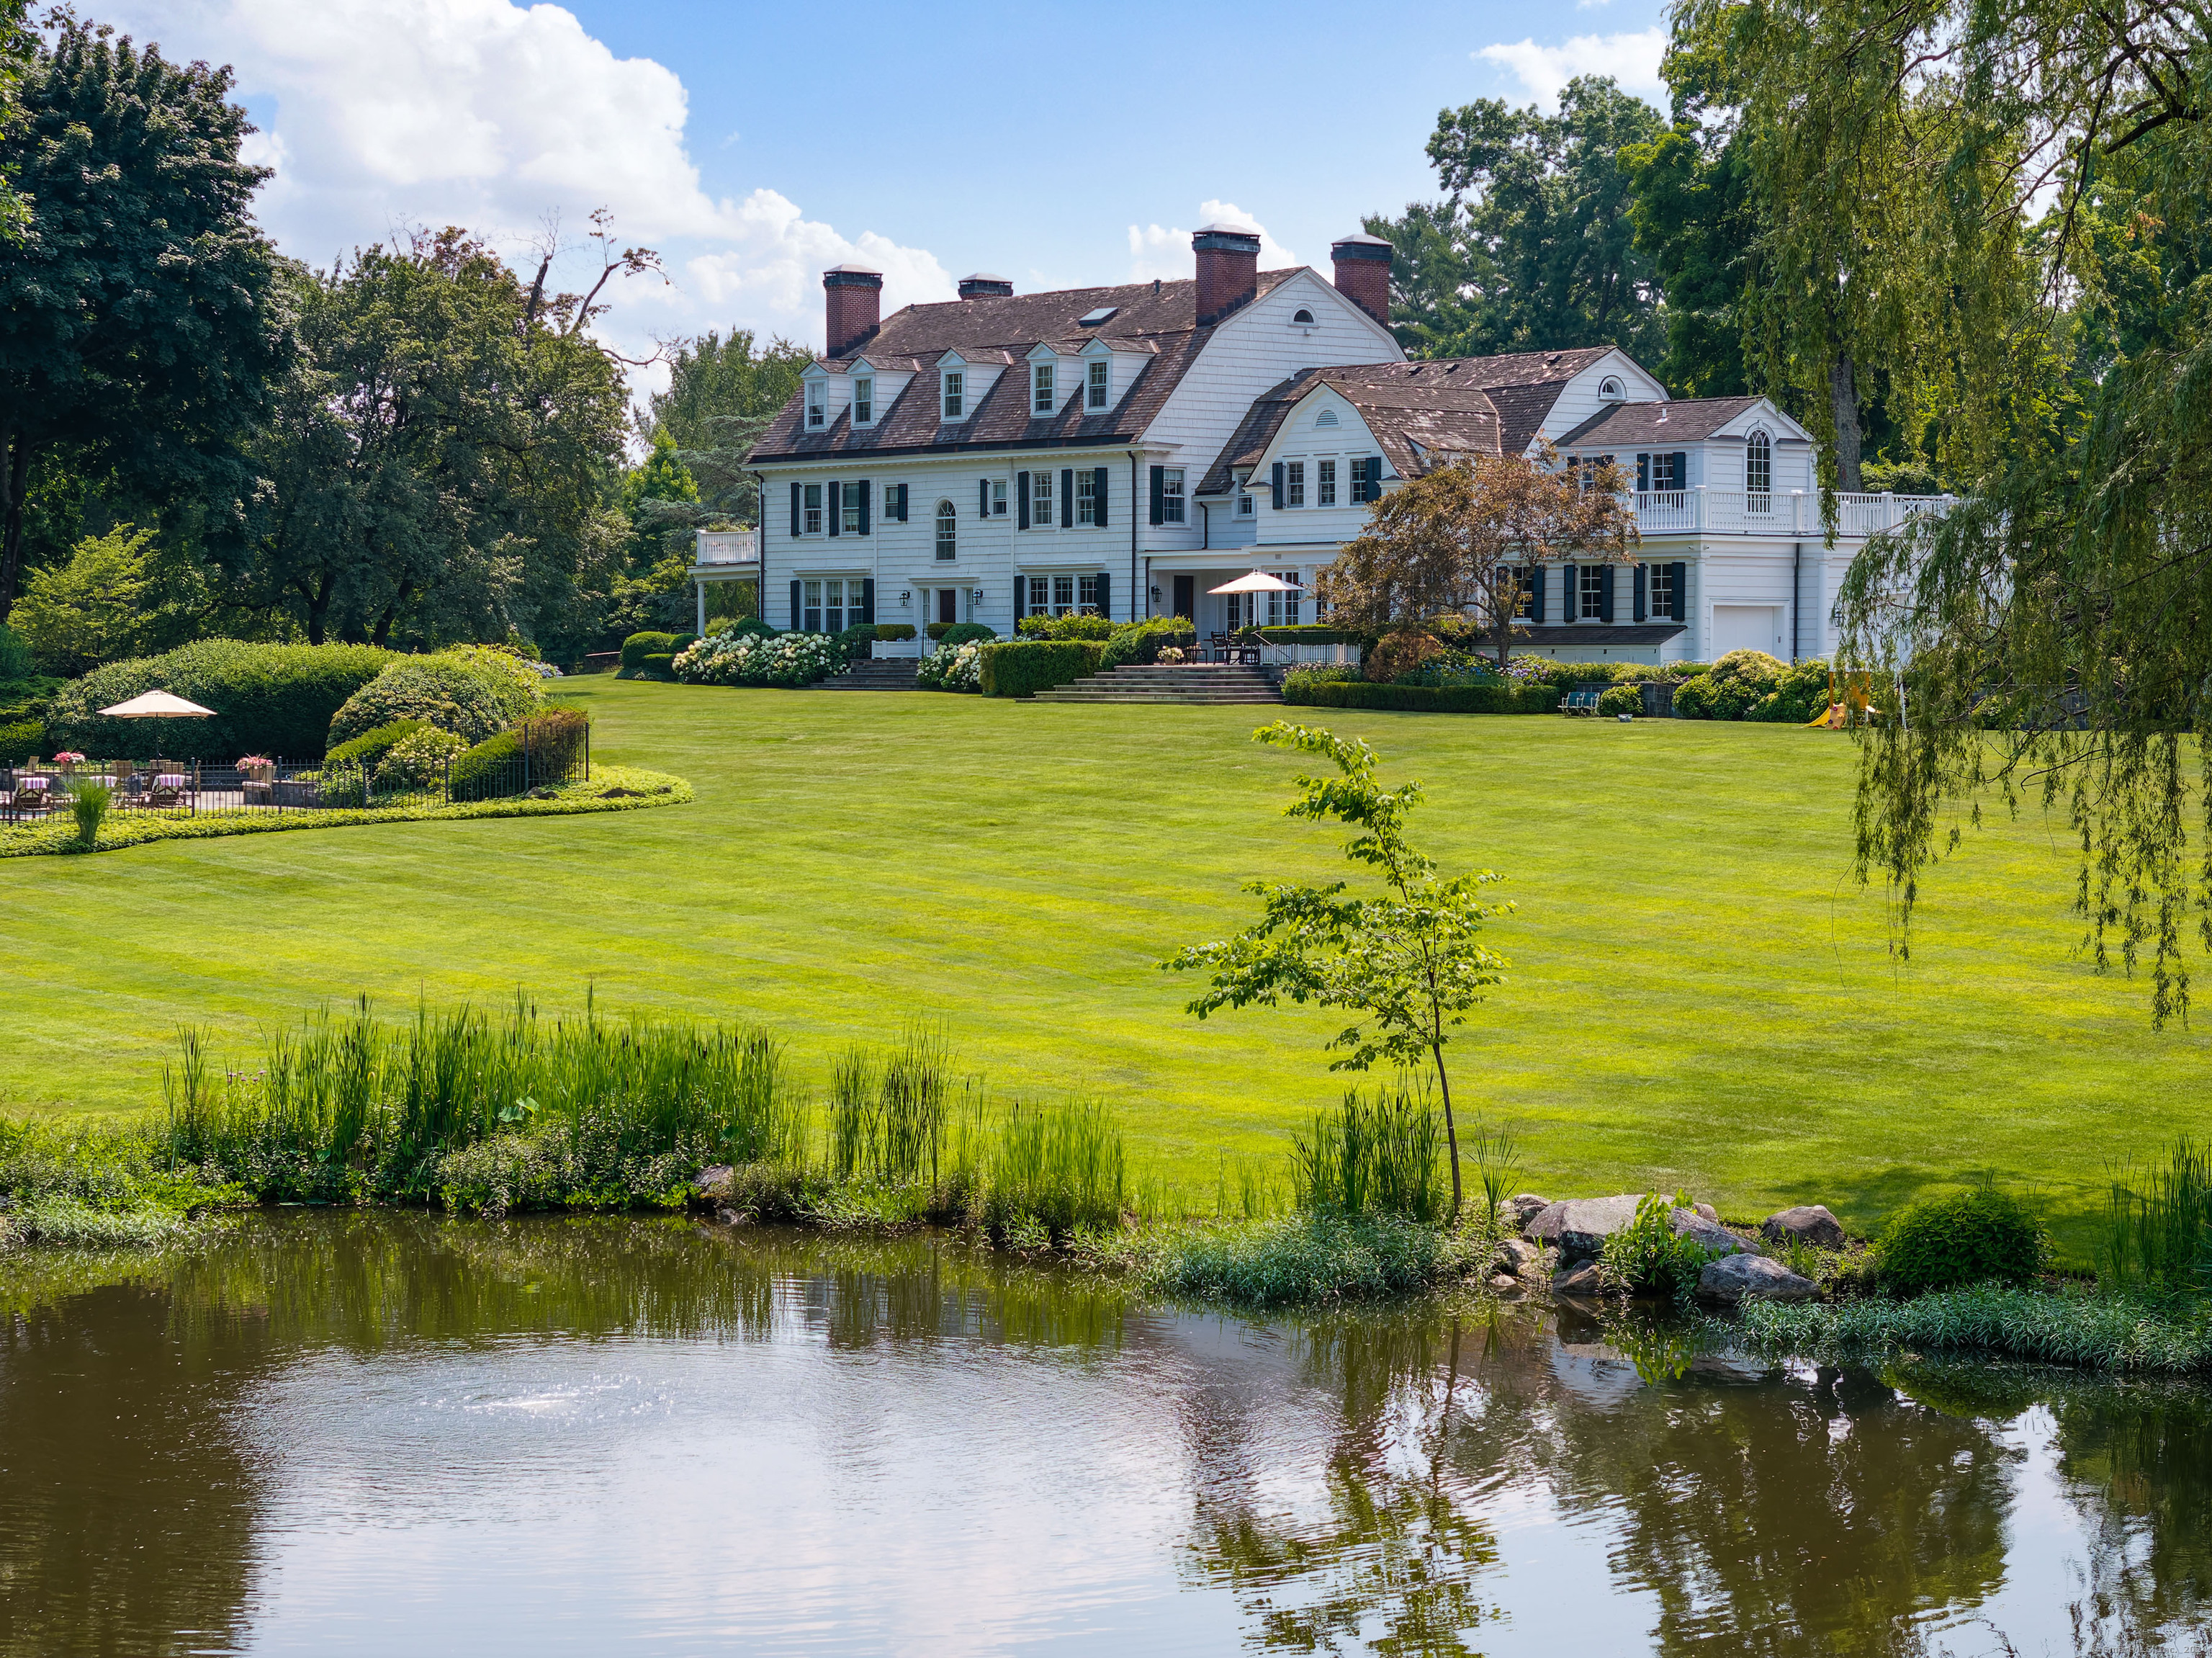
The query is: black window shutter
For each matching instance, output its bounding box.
[1095,571,1110,619]
[1633,563,1647,622]
[1530,567,1545,622]
[1014,574,1025,617]
[1668,560,1687,621]
[1564,566,1578,623]
[1272,462,1285,511]
[1368,455,1383,499]
[1149,465,1164,525]
[903,483,912,521]
[1017,472,1030,530]
[979,479,989,520]
[1093,466,1110,528]
[857,480,871,536]
[827,479,840,537]
[1599,565,1615,624]
[1672,452,1688,492]
[1060,469,1074,529]
[790,579,802,629]
[790,481,801,538]
[860,578,875,625]
[1637,454,1650,493]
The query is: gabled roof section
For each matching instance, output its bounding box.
[1200,360,1534,494]
[750,269,1297,461]
[1555,395,1775,448]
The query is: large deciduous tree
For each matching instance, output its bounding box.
[647,326,810,528]
[1681,0,2212,1021]
[0,14,285,619]
[1315,449,1639,669]
[1367,79,1668,365]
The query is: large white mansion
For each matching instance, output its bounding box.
[733,225,1944,663]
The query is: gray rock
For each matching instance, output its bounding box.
[1550,1260,1609,1298]
[1487,1273,1524,1295]
[1507,1193,1552,1228]
[1698,1253,1820,1305]
[692,1165,736,1201]
[1525,1194,1647,1260]
[1693,1202,1719,1224]
[1493,1237,1540,1276]
[1761,1204,1846,1250]
[1669,1209,1753,1258]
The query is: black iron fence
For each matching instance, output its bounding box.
[1,732,588,825]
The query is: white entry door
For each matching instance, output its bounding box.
[1712,604,1786,658]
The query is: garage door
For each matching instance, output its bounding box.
[1712,604,1786,658]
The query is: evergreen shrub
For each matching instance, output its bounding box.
[50,640,396,759]
[979,640,1105,696]
[326,655,539,748]
[642,653,676,676]
[621,632,678,672]
[1101,617,1196,669]
[1015,613,1116,640]
[0,624,32,679]
[1879,1186,2048,1296]
[325,719,439,768]
[875,624,917,642]
[1282,680,1559,714]
[936,622,997,648]
[0,718,42,765]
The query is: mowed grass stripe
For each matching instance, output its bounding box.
[1,677,2201,1258]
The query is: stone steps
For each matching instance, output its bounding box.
[816,661,921,691]
[1033,666,1282,705]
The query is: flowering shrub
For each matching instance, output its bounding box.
[235,754,271,770]
[377,727,468,789]
[916,640,984,693]
[51,750,86,765]
[673,629,848,688]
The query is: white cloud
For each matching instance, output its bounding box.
[96,0,946,356]
[1125,200,1298,282]
[1476,27,1669,109]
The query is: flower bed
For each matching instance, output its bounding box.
[916,640,984,693]
[673,630,847,688]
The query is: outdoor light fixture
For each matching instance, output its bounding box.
[1149,585,1161,601]
[969,588,984,604]
[899,590,911,605]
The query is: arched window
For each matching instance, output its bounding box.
[1598,376,1624,400]
[1313,408,1339,428]
[1745,430,1772,503]
[1292,308,1316,323]
[935,500,957,560]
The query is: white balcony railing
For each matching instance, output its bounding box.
[693,529,759,566]
[1628,489,1954,537]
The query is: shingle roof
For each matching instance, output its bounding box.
[1555,395,1768,448]
[749,271,1295,462]
[1197,364,1511,495]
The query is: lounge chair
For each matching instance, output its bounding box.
[1562,688,1605,717]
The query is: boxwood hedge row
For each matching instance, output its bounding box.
[48,641,397,759]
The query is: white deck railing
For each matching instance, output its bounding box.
[1628,489,1953,537]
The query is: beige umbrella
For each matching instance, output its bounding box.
[1208,569,1304,594]
[98,689,216,768]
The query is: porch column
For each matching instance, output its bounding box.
[696,578,706,637]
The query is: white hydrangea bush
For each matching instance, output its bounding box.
[673,630,848,688]
[916,641,984,693]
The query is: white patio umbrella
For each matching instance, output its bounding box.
[1208,569,1304,594]
[97,689,216,768]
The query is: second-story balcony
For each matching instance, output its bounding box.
[1628,488,1954,538]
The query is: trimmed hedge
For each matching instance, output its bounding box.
[0,717,42,764]
[325,719,439,768]
[621,632,678,672]
[1102,617,1197,669]
[979,640,1105,697]
[1282,680,1560,714]
[1257,625,1364,646]
[449,708,589,802]
[642,653,676,676]
[48,641,396,760]
[1878,1187,2048,1296]
[1015,613,1117,641]
[875,624,918,642]
[327,655,539,748]
[937,622,997,648]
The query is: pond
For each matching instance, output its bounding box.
[3,1212,2209,1657]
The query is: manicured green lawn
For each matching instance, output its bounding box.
[3,678,2203,1256]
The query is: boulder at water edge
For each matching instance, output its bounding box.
[1507,1193,1552,1228]
[1698,1253,1820,1304]
[691,1165,736,1201]
[1524,1194,1646,1260]
[1551,1260,1607,1298]
[1693,1202,1719,1223]
[1493,1237,1541,1277]
[1761,1205,1846,1250]
[1670,1210,1753,1258]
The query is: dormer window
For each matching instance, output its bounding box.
[806,382,826,429]
[853,377,873,425]
[1087,360,1108,410]
[1033,363,1056,416]
[942,371,963,421]
[1599,377,1625,400]
[1314,408,1339,428]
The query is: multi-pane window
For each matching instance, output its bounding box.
[942,372,964,420]
[992,479,1007,516]
[802,483,823,535]
[1053,574,1075,614]
[801,578,859,633]
[1028,575,1050,613]
[1647,563,1676,619]
[1161,469,1186,523]
[853,377,873,424]
[1224,592,1249,629]
[1076,470,1097,526]
[841,484,861,535]
[1033,363,1056,415]
[1745,431,1772,508]
[1031,470,1053,526]
[1318,460,1336,506]
[1078,575,1100,613]
[1236,491,1254,516]
[1578,564,1605,620]
[935,501,957,561]
[1087,361,1109,409]
[806,383,826,429]
[1286,462,1306,507]
[1640,452,1681,492]
[1265,571,1300,627]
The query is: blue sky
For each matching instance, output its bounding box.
[96,0,1673,393]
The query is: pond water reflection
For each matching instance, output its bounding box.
[2,1213,2209,1657]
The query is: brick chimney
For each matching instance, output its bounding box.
[958,273,1014,300]
[1192,223,1260,326]
[1331,233,1393,326]
[823,263,883,357]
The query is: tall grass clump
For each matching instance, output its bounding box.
[827,1023,950,1186]
[1136,1210,1475,1307]
[2100,1138,2212,1292]
[1291,1085,1443,1224]
[70,778,112,848]
[984,1099,1127,1243]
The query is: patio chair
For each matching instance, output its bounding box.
[1562,689,1605,717]
[145,769,196,810]
[9,777,55,816]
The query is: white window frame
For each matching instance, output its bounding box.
[1078,574,1099,614]
[1033,362,1056,416]
[1161,468,1186,524]
[1648,563,1676,617]
[992,479,1008,516]
[1265,571,1300,627]
[935,499,957,562]
[1236,490,1254,516]
[802,578,822,632]
[1286,461,1305,508]
[1076,470,1097,526]
[1745,430,1773,506]
[806,382,827,429]
[1052,573,1075,614]
[941,371,964,421]
[1026,575,1049,614]
[1031,469,1053,526]
[1318,459,1336,507]
[841,484,861,536]
[1599,376,1625,400]
[1578,564,1604,620]
[802,483,823,536]
[852,377,873,426]
[1087,360,1109,411]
